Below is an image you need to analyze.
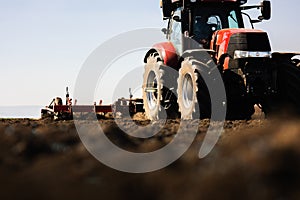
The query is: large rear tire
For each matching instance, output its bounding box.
[223,70,254,120]
[142,53,179,120]
[274,61,300,115]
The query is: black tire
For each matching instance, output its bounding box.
[178,57,254,120]
[222,70,254,120]
[41,109,53,120]
[142,53,179,120]
[274,61,300,115]
[177,58,211,120]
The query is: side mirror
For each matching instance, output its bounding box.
[173,15,181,22]
[260,0,271,20]
[161,28,168,35]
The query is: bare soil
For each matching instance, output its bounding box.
[1,115,300,200]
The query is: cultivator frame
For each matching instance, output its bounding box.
[41,88,144,120]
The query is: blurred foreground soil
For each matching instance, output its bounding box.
[0,116,300,200]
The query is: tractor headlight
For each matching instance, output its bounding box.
[234,50,271,59]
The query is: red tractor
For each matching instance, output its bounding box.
[142,0,300,120]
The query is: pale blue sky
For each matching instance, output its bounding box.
[0,0,299,106]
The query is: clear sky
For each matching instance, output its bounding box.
[0,0,299,106]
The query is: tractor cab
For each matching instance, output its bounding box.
[161,0,271,55]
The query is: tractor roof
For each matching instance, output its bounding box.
[171,0,247,5]
[161,0,248,18]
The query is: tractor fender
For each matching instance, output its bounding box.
[272,52,300,63]
[144,42,178,68]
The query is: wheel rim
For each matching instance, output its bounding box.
[182,73,194,109]
[146,71,159,110]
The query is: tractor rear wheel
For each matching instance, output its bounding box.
[142,53,179,120]
[274,61,300,115]
[222,70,254,120]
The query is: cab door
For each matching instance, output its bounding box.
[168,8,183,55]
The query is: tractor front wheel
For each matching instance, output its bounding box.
[142,53,179,120]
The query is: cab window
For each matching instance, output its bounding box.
[169,9,183,54]
[207,15,222,31]
[228,10,239,28]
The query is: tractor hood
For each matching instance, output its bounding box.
[213,28,271,69]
